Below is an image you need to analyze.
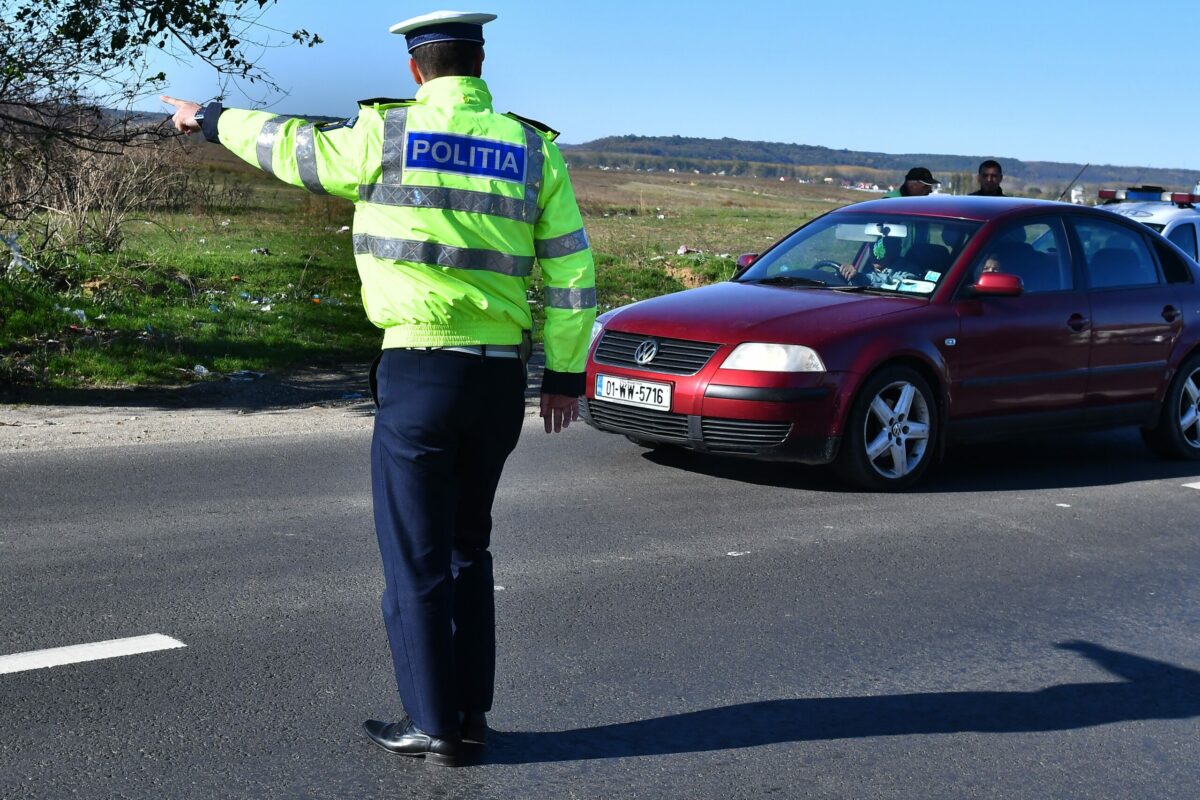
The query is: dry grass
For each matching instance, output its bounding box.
[4,151,871,388]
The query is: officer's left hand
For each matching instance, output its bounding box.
[540,394,579,434]
[161,95,201,134]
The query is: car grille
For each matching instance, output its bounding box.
[593,331,721,376]
[583,398,792,451]
[701,418,792,451]
[582,398,690,442]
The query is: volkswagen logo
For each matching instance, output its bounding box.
[632,338,659,365]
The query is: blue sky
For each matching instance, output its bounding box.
[149,0,1200,171]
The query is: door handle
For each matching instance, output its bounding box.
[1162,305,1181,322]
[1067,313,1089,332]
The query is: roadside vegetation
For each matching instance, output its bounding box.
[1,140,861,390]
[2,0,328,392]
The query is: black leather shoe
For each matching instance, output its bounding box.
[461,712,489,744]
[362,717,460,767]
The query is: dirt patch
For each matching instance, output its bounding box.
[664,263,708,288]
[1,349,549,453]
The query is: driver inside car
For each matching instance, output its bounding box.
[838,237,917,286]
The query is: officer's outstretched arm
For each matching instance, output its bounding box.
[534,142,597,399]
[199,104,366,202]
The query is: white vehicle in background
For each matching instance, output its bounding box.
[1097,185,1200,260]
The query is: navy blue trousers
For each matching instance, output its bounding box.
[370,348,526,738]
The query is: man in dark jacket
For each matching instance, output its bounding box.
[970,160,1005,196]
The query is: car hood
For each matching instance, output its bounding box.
[601,281,923,343]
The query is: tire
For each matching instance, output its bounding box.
[834,366,938,491]
[1141,354,1200,460]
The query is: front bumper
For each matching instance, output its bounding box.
[580,397,841,465]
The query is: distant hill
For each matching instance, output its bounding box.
[561,135,1198,191]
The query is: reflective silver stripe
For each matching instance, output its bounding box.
[353,233,534,277]
[256,116,292,175]
[545,286,597,310]
[358,184,536,223]
[294,124,328,195]
[521,124,544,225]
[535,228,589,260]
[381,107,409,184]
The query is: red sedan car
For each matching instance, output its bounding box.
[582,196,1200,489]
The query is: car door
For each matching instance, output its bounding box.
[1070,215,1184,422]
[952,217,1090,425]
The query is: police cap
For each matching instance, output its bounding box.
[389,10,497,53]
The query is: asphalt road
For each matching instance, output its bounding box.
[2,416,1199,799]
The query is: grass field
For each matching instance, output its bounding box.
[0,141,864,389]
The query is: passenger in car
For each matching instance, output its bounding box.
[973,240,1066,292]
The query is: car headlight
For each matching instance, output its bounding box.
[590,321,604,347]
[721,343,826,372]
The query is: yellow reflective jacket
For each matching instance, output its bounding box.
[203,75,596,395]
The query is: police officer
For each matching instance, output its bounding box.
[163,9,596,768]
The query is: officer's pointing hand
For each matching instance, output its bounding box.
[539,394,579,434]
[161,95,201,134]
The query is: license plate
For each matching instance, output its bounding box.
[595,374,672,411]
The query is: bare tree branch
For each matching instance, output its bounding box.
[1,1,320,226]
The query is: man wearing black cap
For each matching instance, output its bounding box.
[162,9,596,768]
[884,167,940,197]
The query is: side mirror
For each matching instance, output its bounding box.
[971,271,1023,296]
[733,252,758,279]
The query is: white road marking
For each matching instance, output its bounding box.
[727,551,750,557]
[1182,481,1200,490]
[0,634,186,675]
[1056,503,1072,508]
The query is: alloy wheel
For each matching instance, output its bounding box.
[1176,365,1200,449]
[861,380,932,479]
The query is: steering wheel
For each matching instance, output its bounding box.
[811,259,851,283]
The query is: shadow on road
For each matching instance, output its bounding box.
[480,642,1198,765]
[638,428,1200,493]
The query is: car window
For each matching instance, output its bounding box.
[1151,236,1195,284]
[740,214,980,296]
[1167,223,1198,260]
[1073,217,1160,289]
[755,222,863,275]
[972,220,1073,293]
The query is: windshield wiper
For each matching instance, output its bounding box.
[831,283,909,295]
[753,275,828,287]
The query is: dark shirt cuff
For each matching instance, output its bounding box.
[540,369,585,397]
[200,102,224,144]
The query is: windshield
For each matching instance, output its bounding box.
[739,213,982,296]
